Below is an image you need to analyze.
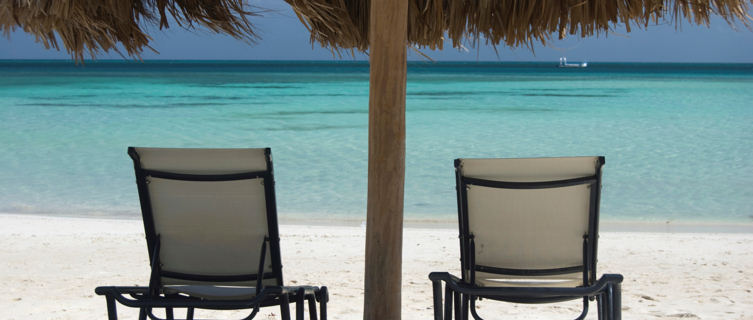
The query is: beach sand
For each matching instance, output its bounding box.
[2,213,752,319]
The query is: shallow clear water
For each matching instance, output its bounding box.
[1,60,751,223]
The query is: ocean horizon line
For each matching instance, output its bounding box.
[2,58,753,66]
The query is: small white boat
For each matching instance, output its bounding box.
[558,57,588,68]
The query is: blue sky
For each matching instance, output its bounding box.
[1,1,751,62]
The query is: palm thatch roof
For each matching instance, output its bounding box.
[288,0,752,52]
[0,0,753,60]
[0,0,256,61]
[1,0,751,59]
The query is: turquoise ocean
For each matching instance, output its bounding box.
[1,60,751,224]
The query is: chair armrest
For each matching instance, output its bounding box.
[95,284,328,307]
[429,272,461,284]
[428,272,623,299]
[281,285,329,302]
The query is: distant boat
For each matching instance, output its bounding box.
[558,57,588,68]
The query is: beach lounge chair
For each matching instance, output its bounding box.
[429,156,623,320]
[95,147,328,320]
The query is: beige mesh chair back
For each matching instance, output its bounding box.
[94,147,328,320]
[131,147,280,290]
[429,156,622,320]
[459,157,602,290]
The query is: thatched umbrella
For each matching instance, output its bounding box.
[3,0,751,319]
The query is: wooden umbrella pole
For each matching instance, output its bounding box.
[363,0,408,319]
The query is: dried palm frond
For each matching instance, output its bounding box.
[286,0,752,53]
[2,0,750,60]
[0,0,257,61]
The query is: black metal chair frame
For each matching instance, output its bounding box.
[95,147,328,320]
[429,157,622,320]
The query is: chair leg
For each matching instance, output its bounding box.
[296,288,305,320]
[431,280,443,320]
[596,294,605,320]
[308,294,318,320]
[280,295,292,320]
[453,291,462,320]
[461,294,469,320]
[319,287,328,320]
[612,283,622,320]
[469,297,484,320]
[605,285,614,320]
[105,296,118,320]
[573,297,589,320]
[165,307,174,320]
[600,283,623,320]
[444,286,453,320]
[138,308,147,320]
[186,307,194,320]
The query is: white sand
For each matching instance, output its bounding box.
[2,213,752,319]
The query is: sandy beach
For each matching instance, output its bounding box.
[2,213,752,319]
